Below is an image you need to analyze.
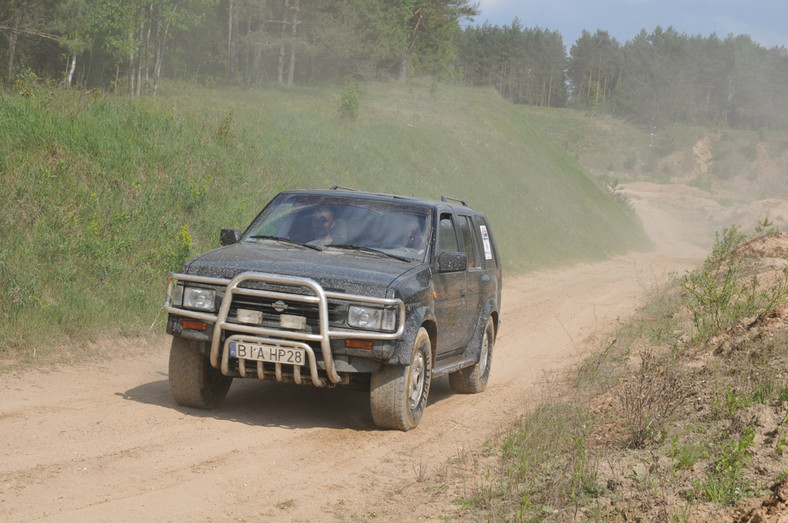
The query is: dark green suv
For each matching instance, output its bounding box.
[164,187,502,430]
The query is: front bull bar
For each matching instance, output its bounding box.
[164,271,405,386]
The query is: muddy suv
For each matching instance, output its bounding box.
[164,187,501,430]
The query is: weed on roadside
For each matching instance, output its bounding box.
[617,346,690,448]
[468,228,788,521]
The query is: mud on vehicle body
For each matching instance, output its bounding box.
[164,186,502,430]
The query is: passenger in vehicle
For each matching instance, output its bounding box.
[406,219,427,256]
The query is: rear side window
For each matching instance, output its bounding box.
[476,217,496,266]
[459,216,480,269]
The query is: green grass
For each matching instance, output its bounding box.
[0,80,647,359]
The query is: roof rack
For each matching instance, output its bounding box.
[441,195,468,207]
[329,185,360,192]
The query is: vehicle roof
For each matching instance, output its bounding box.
[278,187,485,215]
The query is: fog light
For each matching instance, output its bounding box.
[237,308,263,325]
[280,314,306,330]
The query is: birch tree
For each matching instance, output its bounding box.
[275,0,300,86]
[149,0,217,95]
[55,0,91,86]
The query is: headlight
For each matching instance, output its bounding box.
[183,287,216,311]
[347,305,397,332]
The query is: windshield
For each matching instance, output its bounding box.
[244,193,432,262]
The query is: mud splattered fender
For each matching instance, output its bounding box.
[389,306,435,366]
[460,298,498,362]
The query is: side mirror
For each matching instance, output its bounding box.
[437,251,468,273]
[220,228,242,246]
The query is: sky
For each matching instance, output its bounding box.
[472,0,788,50]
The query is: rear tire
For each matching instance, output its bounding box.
[449,316,494,394]
[169,337,232,409]
[370,327,432,431]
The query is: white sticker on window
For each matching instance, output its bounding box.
[480,225,492,260]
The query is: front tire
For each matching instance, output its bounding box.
[370,327,432,431]
[169,337,232,409]
[449,316,494,393]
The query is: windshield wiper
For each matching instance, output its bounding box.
[327,244,412,262]
[247,235,322,251]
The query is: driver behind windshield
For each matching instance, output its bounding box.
[307,207,336,247]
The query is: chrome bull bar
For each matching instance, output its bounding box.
[164,271,405,386]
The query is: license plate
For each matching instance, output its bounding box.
[229,341,306,366]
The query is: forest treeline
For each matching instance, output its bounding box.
[2,0,787,129]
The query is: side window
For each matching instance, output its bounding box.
[459,215,480,268]
[437,214,459,253]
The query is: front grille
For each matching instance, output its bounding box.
[226,294,345,332]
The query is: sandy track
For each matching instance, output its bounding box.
[0,183,770,522]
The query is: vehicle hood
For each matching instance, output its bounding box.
[180,242,420,297]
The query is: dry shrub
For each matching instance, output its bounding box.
[617,346,690,448]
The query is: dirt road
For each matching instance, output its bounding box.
[1,183,777,522]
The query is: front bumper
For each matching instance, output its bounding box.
[164,271,405,386]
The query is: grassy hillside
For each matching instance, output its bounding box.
[0,80,647,358]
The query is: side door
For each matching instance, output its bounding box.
[457,213,484,346]
[432,211,467,354]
